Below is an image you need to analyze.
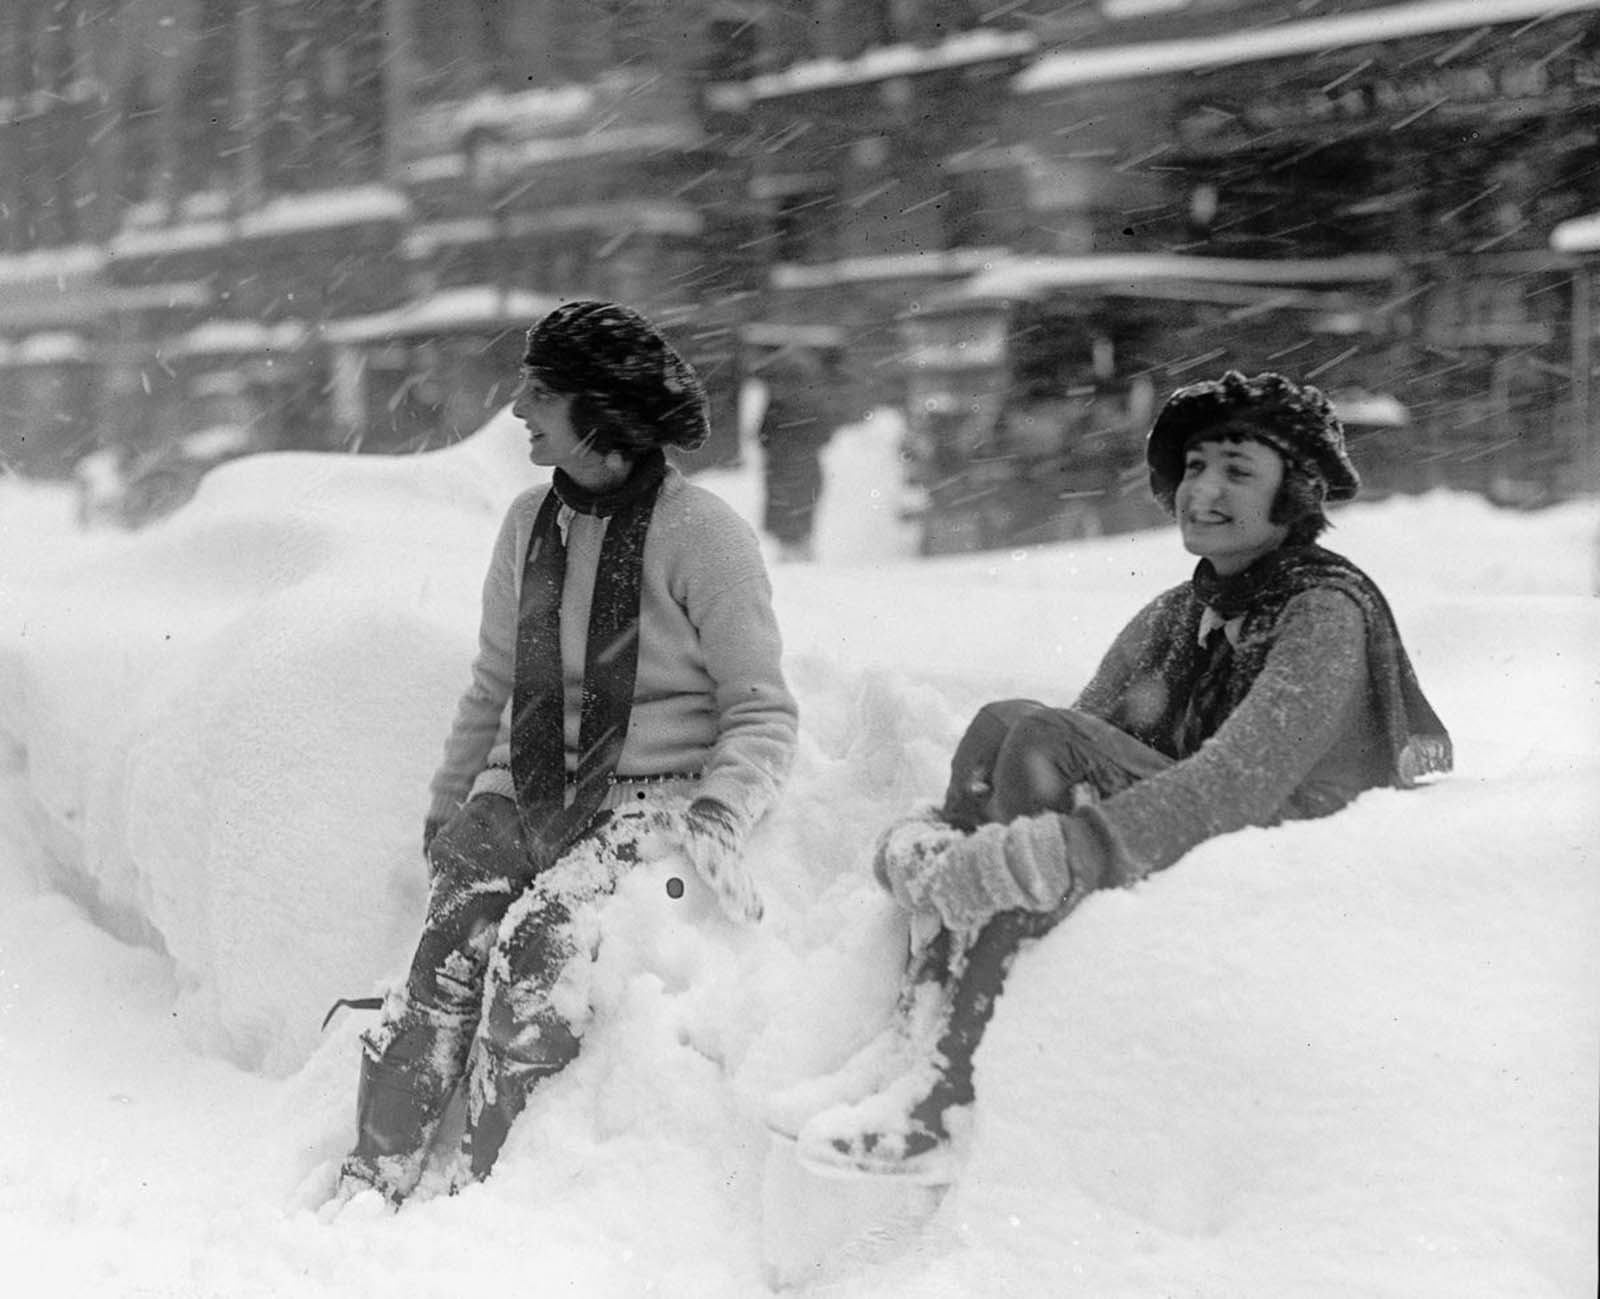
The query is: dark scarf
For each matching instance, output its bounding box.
[1131,545,1452,784]
[510,450,667,868]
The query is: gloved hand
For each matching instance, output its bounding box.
[673,798,763,924]
[918,814,1076,933]
[871,805,964,913]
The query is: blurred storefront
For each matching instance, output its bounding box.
[730,0,1600,548]
[0,0,753,486]
[3,0,1598,543]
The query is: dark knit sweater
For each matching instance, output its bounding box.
[1051,546,1452,893]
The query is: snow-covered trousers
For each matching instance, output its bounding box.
[915,701,1173,1107]
[348,783,688,1199]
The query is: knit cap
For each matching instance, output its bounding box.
[1146,370,1360,509]
[524,301,710,452]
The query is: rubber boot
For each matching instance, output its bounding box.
[764,918,958,1139]
[457,1043,562,1181]
[457,901,588,1184]
[797,908,1054,1180]
[337,1018,466,1205]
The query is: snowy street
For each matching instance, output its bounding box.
[1,412,1597,1298]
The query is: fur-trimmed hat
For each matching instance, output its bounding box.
[524,301,710,452]
[1146,370,1360,509]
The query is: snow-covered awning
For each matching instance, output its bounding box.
[0,244,105,284]
[739,322,849,349]
[323,287,564,346]
[1017,0,1600,93]
[235,185,411,240]
[160,320,310,358]
[1551,211,1600,254]
[407,125,701,186]
[709,29,1038,106]
[111,220,233,260]
[771,247,1011,290]
[0,279,212,330]
[402,201,702,259]
[451,83,596,138]
[945,253,1402,304]
[0,331,93,367]
[1328,390,1410,427]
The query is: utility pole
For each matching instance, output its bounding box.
[235,1,265,210]
[382,0,416,186]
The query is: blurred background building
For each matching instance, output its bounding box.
[2,0,1598,546]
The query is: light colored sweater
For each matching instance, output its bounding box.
[427,467,798,831]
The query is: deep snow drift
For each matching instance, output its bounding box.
[0,411,1596,1298]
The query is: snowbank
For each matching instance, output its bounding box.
[0,417,1595,1297]
[1,415,544,1071]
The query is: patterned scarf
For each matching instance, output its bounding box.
[1131,546,1452,784]
[510,450,667,869]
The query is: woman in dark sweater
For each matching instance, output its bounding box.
[796,369,1452,1181]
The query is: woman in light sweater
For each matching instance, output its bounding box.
[794,370,1452,1182]
[337,302,797,1206]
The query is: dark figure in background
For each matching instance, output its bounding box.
[754,342,840,562]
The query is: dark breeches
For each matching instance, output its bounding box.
[346,795,650,1198]
[409,794,532,1023]
[940,698,1172,831]
[460,811,655,1178]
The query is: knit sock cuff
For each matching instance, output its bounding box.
[468,765,516,804]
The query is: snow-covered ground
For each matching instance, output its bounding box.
[0,412,1596,1298]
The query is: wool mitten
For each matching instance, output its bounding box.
[922,813,1074,932]
[871,804,964,913]
[677,798,764,924]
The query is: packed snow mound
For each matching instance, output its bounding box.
[1,413,545,1071]
[185,403,543,524]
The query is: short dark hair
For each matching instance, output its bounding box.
[566,391,636,459]
[1271,468,1331,545]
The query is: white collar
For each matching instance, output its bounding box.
[1198,606,1245,649]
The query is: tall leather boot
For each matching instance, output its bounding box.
[762,918,958,1140]
[337,1014,470,1205]
[796,908,1054,1181]
[460,1009,581,1182]
[454,805,660,1184]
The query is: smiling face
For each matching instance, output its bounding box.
[511,369,591,469]
[1175,435,1291,574]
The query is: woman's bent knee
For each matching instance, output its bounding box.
[991,708,1171,819]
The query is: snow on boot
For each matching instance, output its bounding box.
[335,1017,465,1206]
[792,908,1048,1183]
[871,803,965,909]
[459,1041,570,1182]
[765,920,958,1139]
[792,1054,972,1185]
[454,805,662,1185]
